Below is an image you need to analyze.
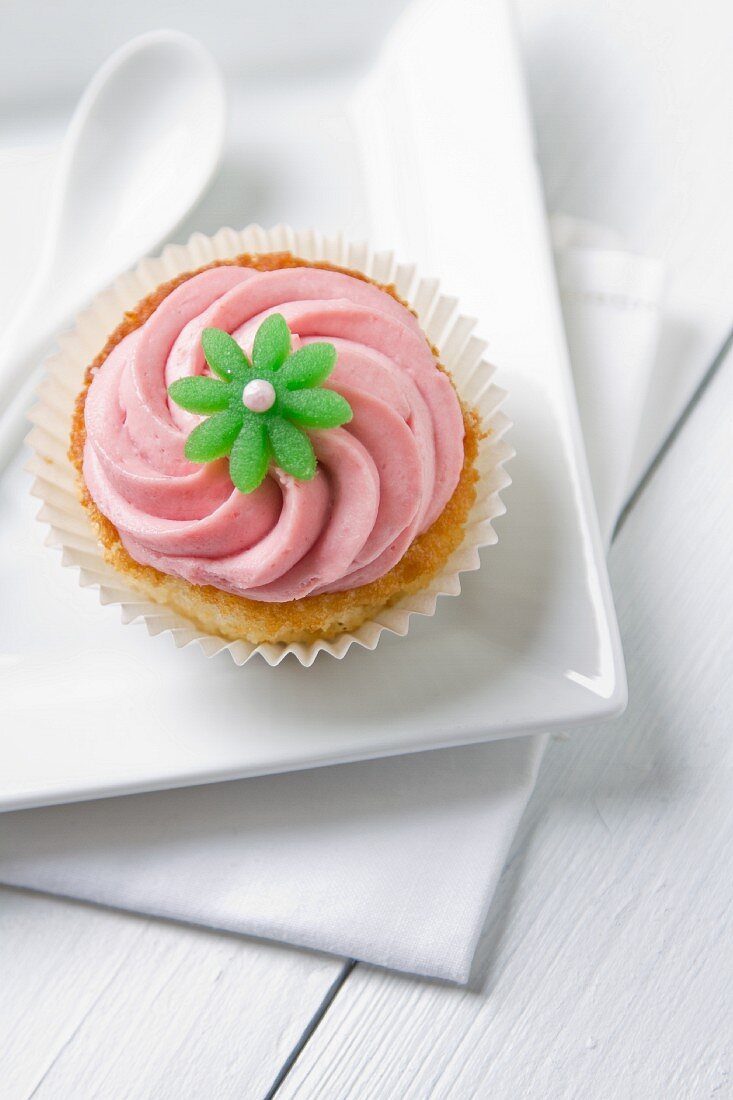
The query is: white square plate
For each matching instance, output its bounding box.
[0,0,626,811]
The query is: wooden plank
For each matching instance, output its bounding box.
[0,888,346,1100]
[277,355,733,1098]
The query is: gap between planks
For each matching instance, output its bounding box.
[264,960,356,1099]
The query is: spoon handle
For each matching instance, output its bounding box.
[0,289,63,405]
[0,304,67,474]
[0,368,43,472]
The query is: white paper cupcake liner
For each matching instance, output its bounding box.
[27,225,513,666]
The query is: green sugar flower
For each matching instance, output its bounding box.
[167,314,353,493]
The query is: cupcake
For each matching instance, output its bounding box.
[69,250,483,646]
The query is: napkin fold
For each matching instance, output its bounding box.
[0,222,662,983]
[551,216,664,543]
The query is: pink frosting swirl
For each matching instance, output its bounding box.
[83,264,465,601]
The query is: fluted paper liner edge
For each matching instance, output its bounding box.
[27,225,513,666]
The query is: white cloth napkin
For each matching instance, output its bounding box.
[551,216,664,543]
[0,221,662,983]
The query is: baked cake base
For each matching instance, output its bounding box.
[70,253,482,645]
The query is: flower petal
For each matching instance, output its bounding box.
[229,416,269,493]
[266,415,316,480]
[280,343,337,389]
[252,313,291,371]
[168,376,232,414]
[184,406,243,463]
[279,388,353,429]
[202,328,250,381]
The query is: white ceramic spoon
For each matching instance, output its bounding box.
[0,29,225,470]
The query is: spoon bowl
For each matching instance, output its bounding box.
[50,32,225,305]
[0,29,225,467]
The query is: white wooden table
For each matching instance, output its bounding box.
[2,2,731,1096]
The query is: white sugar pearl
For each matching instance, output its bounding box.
[242,379,276,413]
